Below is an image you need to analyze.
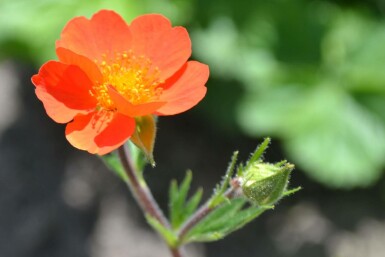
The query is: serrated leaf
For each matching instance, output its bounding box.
[209,151,238,207]
[169,180,178,208]
[179,171,193,207]
[145,215,178,247]
[184,198,270,243]
[184,188,203,219]
[100,153,128,182]
[169,171,202,229]
[188,198,246,233]
[169,171,191,228]
[246,138,271,169]
[197,205,266,239]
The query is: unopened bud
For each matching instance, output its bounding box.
[241,162,293,206]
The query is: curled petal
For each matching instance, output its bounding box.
[129,14,191,81]
[157,61,209,115]
[32,61,97,122]
[33,77,82,123]
[65,111,135,155]
[56,10,132,62]
[108,86,165,117]
[35,61,96,109]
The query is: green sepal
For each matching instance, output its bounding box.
[209,151,238,208]
[184,198,272,243]
[282,186,302,197]
[245,137,271,170]
[169,171,203,229]
[131,115,157,167]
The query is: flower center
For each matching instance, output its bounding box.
[93,51,163,110]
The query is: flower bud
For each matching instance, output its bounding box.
[241,162,293,206]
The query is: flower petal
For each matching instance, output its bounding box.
[32,75,81,123]
[156,61,209,115]
[56,10,131,62]
[33,61,97,109]
[56,47,103,83]
[65,111,135,155]
[108,86,166,117]
[32,61,97,123]
[129,14,191,81]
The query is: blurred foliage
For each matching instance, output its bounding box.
[2,0,385,188]
[0,0,190,63]
[193,0,385,188]
[169,171,203,230]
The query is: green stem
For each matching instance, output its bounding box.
[117,145,184,257]
[177,187,237,242]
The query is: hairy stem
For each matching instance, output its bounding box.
[117,145,184,257]
[177,187,237,241]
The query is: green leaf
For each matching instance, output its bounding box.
[238,84,385,188]
[237,85,306,138]
[179,171,193,207]
[209,151,238,207]
[189,198,246,232]
[169,171,203,229]
[185,198,271,243]
[169,172,191,228]
[184,188,203,219]
[145,215,178,247]
[245,137,271,169]
[100,153,128,182]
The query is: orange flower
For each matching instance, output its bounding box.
[32,10,209,155]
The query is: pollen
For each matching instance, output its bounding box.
[93,51,163,110]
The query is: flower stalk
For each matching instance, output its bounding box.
[117,145,184,257]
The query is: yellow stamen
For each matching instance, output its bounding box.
[93,51,163,110]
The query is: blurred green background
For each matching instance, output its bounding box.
[0,0,384,256]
